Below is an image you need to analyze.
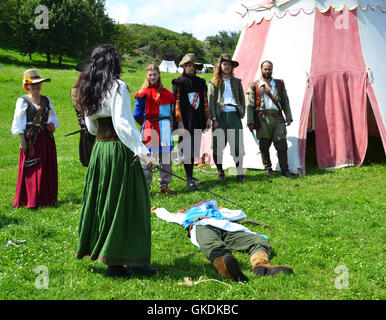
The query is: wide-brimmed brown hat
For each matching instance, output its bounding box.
[218,54,239,68]
[179,53,203,71]
[23,69,51,85]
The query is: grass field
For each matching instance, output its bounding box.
[0,49,385,300]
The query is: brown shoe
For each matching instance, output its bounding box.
[213,254,248,283]
[160,185,177,195]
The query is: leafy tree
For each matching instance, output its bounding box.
[205,30,240,55]
[9,0,115,65]
[0,0,22,47]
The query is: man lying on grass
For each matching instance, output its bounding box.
[152,200,293,282]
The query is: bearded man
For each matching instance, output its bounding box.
[246,60,295,178]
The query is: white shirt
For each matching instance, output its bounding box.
[11,96,59,135]
[85,79,149,157]
[259,78,278,111]
[222,77,237,112]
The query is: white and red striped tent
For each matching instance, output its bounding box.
[212,0,386,175]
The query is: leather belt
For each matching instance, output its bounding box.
[96,117,119,141]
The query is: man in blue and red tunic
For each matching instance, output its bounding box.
[134,64,177,195]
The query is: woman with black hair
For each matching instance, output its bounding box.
[74,44,158,278]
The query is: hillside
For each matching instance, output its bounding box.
[117,24,230,69]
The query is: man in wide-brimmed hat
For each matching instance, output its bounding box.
[172,53,211,191]
[208,54,246,183]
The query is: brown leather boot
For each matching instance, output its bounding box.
[250,251,293,277]
[160,185,177,195]
[213,254,248,283]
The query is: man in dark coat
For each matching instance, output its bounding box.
[172,53,212,190]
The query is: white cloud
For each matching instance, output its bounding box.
[105,0,247,40]
[105,2,131,24]
[184,3,245,40]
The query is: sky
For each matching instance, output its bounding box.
[105,0,250,41]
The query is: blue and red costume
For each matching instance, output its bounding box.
[134,86,175,154]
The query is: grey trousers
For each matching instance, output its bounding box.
[142,152,173,187]
[195,225,272,263]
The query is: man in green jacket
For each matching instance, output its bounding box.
[246,60,295,178]
[208,54,246,183]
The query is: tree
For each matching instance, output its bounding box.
[205,30,240,54]
[9,0,115,65]
[0,0,21,47]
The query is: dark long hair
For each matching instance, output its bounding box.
[75,44,122,116]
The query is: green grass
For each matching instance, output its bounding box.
[0,49,385,300]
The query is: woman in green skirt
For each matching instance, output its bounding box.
[74,44,157,278]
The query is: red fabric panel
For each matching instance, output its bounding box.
[234,20,271,93]
[310,7,369,168]
[298,85,314,175]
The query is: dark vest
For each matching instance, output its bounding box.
[21,95,50,124]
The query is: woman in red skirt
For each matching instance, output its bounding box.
[11,69,59,209]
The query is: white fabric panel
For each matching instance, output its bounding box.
[357,7,386,126]
[232,26,246,61]
[243,0,385,25]
[223,10,315,173]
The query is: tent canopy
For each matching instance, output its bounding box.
[159,60,178,73]
[213,0,386,174]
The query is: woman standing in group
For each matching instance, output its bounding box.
[134,64,177,195]
[74,44,157,278]
[172,53,211,191]
[11,69,58,209]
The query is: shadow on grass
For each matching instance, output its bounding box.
[0,214,22,229]
[0,52,77,70]
[87,254,222,282]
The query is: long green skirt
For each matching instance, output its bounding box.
[76,140,151,266]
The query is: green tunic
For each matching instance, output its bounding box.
[246,79,292,142]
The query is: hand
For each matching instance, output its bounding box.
[20,134,27,153]
[20,140,28,153]
[286,120,293,126]
[248,124,255,132]
[206,118,212,129]
[177,121,184,130]
[46,122,56,133]
[212,120,219,130]
[142,153,157,170]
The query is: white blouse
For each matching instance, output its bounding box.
[11,96,59,135]
[85,79,149,157]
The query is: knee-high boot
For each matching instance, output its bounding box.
[274,139,295,178]
[259,138,273,176]
[250,251,293,277]
[213,254,248,283]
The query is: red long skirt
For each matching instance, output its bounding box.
[13,130,58,208]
